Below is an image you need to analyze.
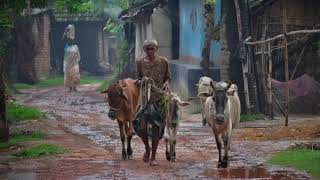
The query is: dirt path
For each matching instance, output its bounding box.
[1,84,317,179]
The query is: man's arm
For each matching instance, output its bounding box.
[164,59,171,83]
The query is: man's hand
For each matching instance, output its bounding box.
[134,79,142,87]
[162,81,170,89]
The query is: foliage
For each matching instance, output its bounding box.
[13,144,65,157]
[53,0,104,15]
[268,149,320,178]
[204,0,216,5]
[6,102,45,122]
[0,0,46,57]
[14,75,104,89]
[0,131,45,149]
[103,19,121,35]
[240,114,263,122]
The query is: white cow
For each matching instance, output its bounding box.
[164,92,190,162]
[205,81,241,168]
[197,76,214,126]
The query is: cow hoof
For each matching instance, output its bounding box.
[150,160,159,166]
[217,162,222,168]
[221,160,228,168]
[171,157,176,162]
[166,151,171,161]
[143,151,150,162]
[122,155,127,160]
[127,154,133,160]
[122,151,127,160]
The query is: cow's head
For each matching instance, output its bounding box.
[197,76,215,98]
[101,80,128,120]
[211,81,232,124]
[167,93,190,127]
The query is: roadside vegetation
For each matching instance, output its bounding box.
[6,102,45,123]
[13,144,65,158]
[0,131,45,149]
[14,75,104,90]
[240,114,263,122]
[268,148,320,178]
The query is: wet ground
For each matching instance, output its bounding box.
[1,84,318,179]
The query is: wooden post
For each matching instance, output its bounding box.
[0,60,9,142]
[267,42,273,118]
[234,0,251,114]
[282,2,289,126]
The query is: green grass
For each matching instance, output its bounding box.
[0,131,46,149]
[13,144,65,157]
[14,75,104,89]
[268,149,320,178]
[240,114,263,122]
[6,102,45,122]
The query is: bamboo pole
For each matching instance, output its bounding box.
[234,0,251,114]
[267,42,273,118]
[282,2,289,126]
[244,29,320,45]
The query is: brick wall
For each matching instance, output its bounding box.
[33,13,51,80]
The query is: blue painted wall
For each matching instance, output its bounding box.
[179,0,221,65]
[179,0,205,62]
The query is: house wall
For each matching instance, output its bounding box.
[179,0,205,64]
[33,13,51,80]
[135,7,172,60]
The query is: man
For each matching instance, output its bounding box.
[135,39,171,166]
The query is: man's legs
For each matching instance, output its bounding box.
[150,126,160,166]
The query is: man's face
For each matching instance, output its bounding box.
[144,45,157,57]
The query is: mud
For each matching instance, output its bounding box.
[1,84,317,179]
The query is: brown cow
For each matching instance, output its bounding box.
[101,79,140,160]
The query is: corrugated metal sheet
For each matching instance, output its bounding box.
[248,0,278,13]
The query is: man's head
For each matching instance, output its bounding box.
[143,39,158,58]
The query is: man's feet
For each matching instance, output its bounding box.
[143,151,150,162]
[150,159,159,166]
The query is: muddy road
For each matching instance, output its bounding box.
[1,84,317,179]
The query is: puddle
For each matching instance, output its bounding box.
[6,172,38,180]
[204,166,310,179]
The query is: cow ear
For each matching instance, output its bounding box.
[100,89,108,94]
[225,80,232,90]
[120,88,129,101]
[210,80,216,88]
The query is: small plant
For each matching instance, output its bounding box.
[0,131,46,149]
[6,102,45,122]
[13,144,65,158]
[268,148,320,178]
[240,114,263,122]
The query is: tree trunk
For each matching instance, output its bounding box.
[15,17,39,84]
[0,58,9,142]
[201,4,214,76]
